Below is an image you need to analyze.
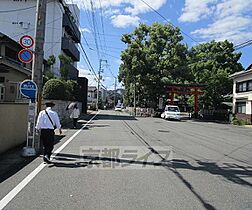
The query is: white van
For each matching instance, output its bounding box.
[161,105,181,120]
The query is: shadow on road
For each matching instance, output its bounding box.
[172,159,252,187]
[92,114,137,121]
[50,152,252,209]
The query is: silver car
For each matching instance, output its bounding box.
[161,105,181,121]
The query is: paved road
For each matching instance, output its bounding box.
[1,110,252,210]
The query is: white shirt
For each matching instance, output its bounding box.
[70,108,80,119]
[35,107,61,130]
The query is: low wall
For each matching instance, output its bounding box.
[126,107,155,117]
[42,100,82,124]
[0,100,82,154]
[0,103,28,154]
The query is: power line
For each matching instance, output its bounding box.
[58,0,108,87]
[137,0,199,44]
[0,0,54,13]
[234,39,252,50]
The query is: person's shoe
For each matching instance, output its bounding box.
[43,155,51,164]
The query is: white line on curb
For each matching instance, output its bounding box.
[0,112,99,210]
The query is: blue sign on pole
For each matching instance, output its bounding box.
[18,49,33,63]
[20,80,37,103]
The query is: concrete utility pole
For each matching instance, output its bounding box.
[32,0,47,151]
[96,59,107,110]
[133,78,136,116]
[114,77,117,107]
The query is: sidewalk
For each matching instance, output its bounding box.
[0,112,94,183]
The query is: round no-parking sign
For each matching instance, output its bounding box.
[18,49,33,63]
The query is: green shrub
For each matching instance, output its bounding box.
[64,80,77,101]
[42,79,66,100]
[232,117,249,126]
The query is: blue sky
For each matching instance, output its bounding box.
[67,0,252,90]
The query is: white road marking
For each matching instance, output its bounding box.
[0,112,99,210]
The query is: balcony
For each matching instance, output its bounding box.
[61,37,80,62]
[63,13,81,43]
[60,63,78,80]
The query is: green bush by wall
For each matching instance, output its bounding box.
[42,79,66,100]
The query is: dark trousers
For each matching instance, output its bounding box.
[73,118,78,127]
[40,129,54,159]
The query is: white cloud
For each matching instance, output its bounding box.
[66,0,167,28]
[103,8,121,17]
[124,0,167,15]
[80,27,91,33]
[179,0,217,22]
[111,15,140,28]
[215,0,252,18]
[192,16,252,43]
[78,66,97,86]
[179,0,252,44]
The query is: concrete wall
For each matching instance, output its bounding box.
[0,103,28,154]
[0,100,82,154]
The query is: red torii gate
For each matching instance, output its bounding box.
[164,84,206,114]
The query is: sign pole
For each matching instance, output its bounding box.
[32,0,47,152]
[20,80,37,156]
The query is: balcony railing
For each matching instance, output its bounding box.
[60,63,78,80]
[61,37,80,62]
[62,13,81,43]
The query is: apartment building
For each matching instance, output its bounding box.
[230,64,252,123]
[0,0,80,80]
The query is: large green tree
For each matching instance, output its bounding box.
[188,40,244,108]
[118,23,190,108]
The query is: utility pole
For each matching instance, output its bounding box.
[133,78,136,116]
[96,59,107,110]
[32,0,47,151]
[114,77,117,107]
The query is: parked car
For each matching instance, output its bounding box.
[161,105,181,121]
[115,105,122,111]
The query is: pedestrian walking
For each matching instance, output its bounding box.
[70,104,80,128]
[35,101,62,163]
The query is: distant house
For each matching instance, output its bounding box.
[87,86,107,107]
[0,33,31,102]
[229,64,252,123]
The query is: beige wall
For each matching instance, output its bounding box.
[0,100,83,154]
[0,103,28,154]
[0,69,30,102]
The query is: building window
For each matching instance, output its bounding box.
[0,85,5,101]
[236,102,246,114]
[0,77,4,83]
[236,80,252,93]
[248,81,252,91]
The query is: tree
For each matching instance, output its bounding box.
[119,23,190,108]
[58,54,73,80]
[188,40,244,108]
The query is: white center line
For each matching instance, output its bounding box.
[0,112,99,210]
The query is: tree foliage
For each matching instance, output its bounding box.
[119,23,244,111]
[188,40,244,108]
[58,54,73,80]
[42,79,66,100]
[119,23,190,108]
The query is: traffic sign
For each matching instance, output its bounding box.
[18,49,33,63]
[20,80,37,102]
[20,35,34,48]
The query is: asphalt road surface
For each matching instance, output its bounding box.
[1,110,252,210]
